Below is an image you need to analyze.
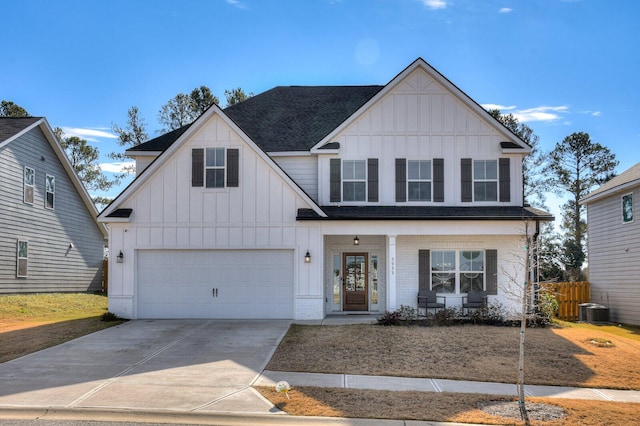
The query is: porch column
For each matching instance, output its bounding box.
[387,234,397,311]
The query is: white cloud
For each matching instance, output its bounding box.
[481,103,516,112]
[62,127,117,142]
[512,106,568,122]
[226,0,247,9]
[591,111,601,116]
[498,8,512,13]
[420,0,447,10]
[100,161,135,174]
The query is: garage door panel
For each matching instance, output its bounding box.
[137,250,294,319]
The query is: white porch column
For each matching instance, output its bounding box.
[387,235,397,311]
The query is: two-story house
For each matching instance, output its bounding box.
[0,117,107,293]
[98,58,553,320]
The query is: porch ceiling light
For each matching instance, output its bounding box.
[353,235,360,245]
[304,251,311,263]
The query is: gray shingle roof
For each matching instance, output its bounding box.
[582,161,640,203]
[297,206,554,221]
[0,117,41,143]
[128,85,383,154]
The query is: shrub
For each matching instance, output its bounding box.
[101,311,121,322]
[397,305,418,320]
[377,310,402,326]
[434,307,459,326]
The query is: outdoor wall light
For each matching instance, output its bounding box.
[304,251,311,263]
[353,235,360,245]
[116,250,124,263]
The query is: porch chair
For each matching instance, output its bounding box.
[417,290,446,316]
[462,290,488,315]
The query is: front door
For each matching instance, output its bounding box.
[343,253,368,311]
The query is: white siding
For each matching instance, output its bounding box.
[317,68,524,206]
[272,155,318,201]
[108,114,323,320]
[586,187,640,325]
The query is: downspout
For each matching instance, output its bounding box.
[530,218,540,312]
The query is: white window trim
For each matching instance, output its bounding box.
[407,159,432,202]
[17,239,28,278]
[205,147,225,189]
[473,160,498,202]
[45,174,55,210]
[342,159,367,202]
[24,166,35,205]
[431,249,485,294]
[622,192,634,224]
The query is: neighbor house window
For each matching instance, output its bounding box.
[342,160,366,201]
[473,160,497,201]
[17,240,28,278]
[205,148,225,188]
[24,167,34,204]
[45,174,55,209]
[622,193,633,223]
[431,250,485,294]
[408,160,432,201]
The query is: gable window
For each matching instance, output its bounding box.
[206,148,225,188]
[431,250,485,294]
[191,148,239,188]
[342,160,366,202]
[408,160,432,201]
[24,167,34,204]
[473,160,497,201]
[45,174,55,209]
[17,240,28,278]
[622,193,633,223]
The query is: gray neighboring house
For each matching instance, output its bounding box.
[582,161,640,326]
[0,117,108,294]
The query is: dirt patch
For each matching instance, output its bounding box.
[479,400,566,422]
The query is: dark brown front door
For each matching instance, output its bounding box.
[343,253,368,311]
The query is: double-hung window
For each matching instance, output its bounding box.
[473,160,497,201]
[431,250,485,294]
[342,160,366,202]
[205,148,225,188]
[45,174,55,209]
[17,240,28,278]
[24,167,34,204]
[622,193,633,223]
[408,160,432,201]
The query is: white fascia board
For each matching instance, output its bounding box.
[126,150,162,157]
[501,148,530,154]
[100,104,327,219]
[310,58,530,152]
[581,180,640,205]
[267,151,313,157]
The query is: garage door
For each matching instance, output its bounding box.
[136,250,294,319]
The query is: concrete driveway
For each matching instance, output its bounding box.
[0,320,291,415]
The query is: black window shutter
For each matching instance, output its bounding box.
[367,158,378,202]
[419,250,430,291]
[461,158,472,202]
[499,158,510,202]
[330,159,341,202]
[395,158,406,202]
[486,249,498,295]
[226,148,239,187]
[192,148,204,187]
[433,158,444,202]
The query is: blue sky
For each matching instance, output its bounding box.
[3,0,639,212]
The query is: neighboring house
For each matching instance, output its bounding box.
[582,162,640,326]
[0,117,107,293]
[98,58,553,320]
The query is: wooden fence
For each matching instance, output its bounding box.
[541,281,590,321]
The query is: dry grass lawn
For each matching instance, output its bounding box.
[260,322,640,424]
[0,293,123,362]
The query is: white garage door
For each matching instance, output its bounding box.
[136,250,294,319]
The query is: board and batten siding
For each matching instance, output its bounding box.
[108,114,323,320]
[0,126,105,293]
[317,67,523,207]
[586,188,640,325]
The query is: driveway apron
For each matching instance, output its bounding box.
[0,320,291,415]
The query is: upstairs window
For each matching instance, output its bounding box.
[342,160,366,202]
[45,174,55,209]
[622,193,633,223]
[17,240,28,278]
[408,160,432,201]
[24,167,34,204]
[473,160,497,201]
[205,148,225,188]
